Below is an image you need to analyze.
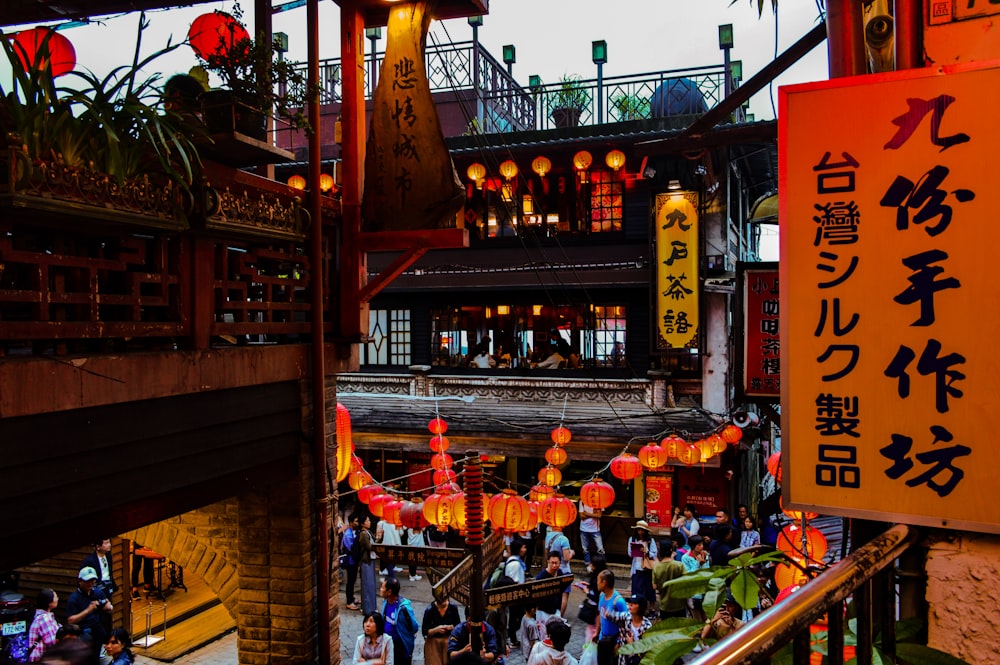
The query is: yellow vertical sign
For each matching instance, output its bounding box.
[780,62,1000,534]
[655,192,699,349]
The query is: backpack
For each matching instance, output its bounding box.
[5,633,31,664]
[485,560,506,590]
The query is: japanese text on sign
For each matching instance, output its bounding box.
[743,267,781,396]
[655,192,700,350]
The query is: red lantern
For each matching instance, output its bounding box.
[708,434,727,456]
[530,484,556,503]
[610,453,642,481]
[349,469,373,491]
[677,443,700,467]
[431,452,454,471]
[423,492,455,527]
[428,418,448,435]
[545,446,568,466]
[358,483,380,504]
[550,426,572,445]
[438,482,461,495]
[334,403,353,483]
[489,489,530,531]
[187,11,251,61]
[780,497,818,523]
[638,442,668,470]
[433,469,457,486]
[662,435,686,458]
[538,465,563,487]
[400,500,429,529]
[777,524,828,562]
[580,480,615,510]
[767,452,783,483]
[774,560,810,591]
[12,28,76,77]
[540,493,577,528]
[429,435,450,453]
[369,492,393,518]
[697,439,714,463]
[383,500,404,526]
[350,454,364,473]
[522,502,540,531]
[451,492,475,530]
[722,424,743,445]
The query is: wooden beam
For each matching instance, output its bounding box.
[358,228,470,253]
[359,247,428,303]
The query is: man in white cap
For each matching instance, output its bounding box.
[66,566,113,650]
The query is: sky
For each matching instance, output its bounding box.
[3,0,830,122]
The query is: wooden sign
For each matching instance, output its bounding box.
[431,531,504,601]
[484,575,574,607]
[373,545,466,568]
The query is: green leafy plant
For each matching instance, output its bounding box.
[549,74,591,112]
[612,93,650,121]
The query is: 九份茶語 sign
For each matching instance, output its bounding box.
[743,267,780,397]
[484,575,574,607]
[655,192,699,350]
[373,545,466,569]
[780,61,1000,534]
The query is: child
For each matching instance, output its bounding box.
[517,602,542,659]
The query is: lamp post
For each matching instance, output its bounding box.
[731,60,743,120]
[502,44,515,77]
[718,24,734,98]
[529,74,541,130]
[592,40,607,124]
[365,27,381,93]
[469,15,484,130]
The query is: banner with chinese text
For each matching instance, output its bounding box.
[780,62,1000,533]
[655,192,699,349]
[644,474,673,525]
[743,267,780,397]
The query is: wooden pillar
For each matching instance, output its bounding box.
[827,0,866,78]
[190,237,214,350]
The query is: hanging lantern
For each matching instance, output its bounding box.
[334,403,354,483]
[400,500,430,529]
[428,418,448,435]
[489,489,530,531]
[550,426,572,446]
[431,452,454,471]
[774,560,810,591]
[433,468,457,486]
[383,500,404,526]
[531,156,552,178]
[540,493,577,528]
[580,480,615,510]
[530,484,556,503]
[466,163,487,189]
[423,492,455,527]
[358,483,380,504]
[767,452,783,483]
[429,434,450,453]
[498,159,519,181]
[722,424,743,445]
[677,442,700,467]
[610,453,642,481]
[708,434,727,456]
[369,492,393,518]
[638,442,668,470]
[288,174,307,190]
[319,173,335,192]
[439,482,461,495]
[538,464,563,487]
[604,149,626,172]
[349,469,373,491]
[780,497,819,523]
[188,11,250,60]
[453,492,477,531]
[350,454,364,473]
[573,150,593,171]
[662,435,686,458]
[697,439,714,463]
[12,28,76,77]
[522,501,540,531]
[545,445,568,466]
[774,575,806,599]
[777,524,828,562]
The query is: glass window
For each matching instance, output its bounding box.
[589,170,623,233]
[364,309,411,365]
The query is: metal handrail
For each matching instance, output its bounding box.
[689,523,918,665]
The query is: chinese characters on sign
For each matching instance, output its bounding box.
[780,63,1000,533]
[644,474,674,525]
[655,192,699,350]
[484,575,574,607]
[743,267,781,396]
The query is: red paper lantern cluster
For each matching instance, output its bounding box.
[530,484,556,503]
[538,465,562,487]
[777,524,828,562]
[400,500,429,529]
[429,435,450,453]
[431,453,454,471]
[545,445,568,466]
[433,469,457,485]
[334,403,354,483]
[12,27,76,77]
[384,499,404,526]
[662,435,686,458]
[428,418,448,435]
[349,469,373,491]
[358,483,380,504]
[369,492,393,518]
[489,489,530,531]
[638,442,667,470]
[721,424,743,444]
[580,480,615,510]
[767,452,783,483]
[550,426,572,446]
[540,493,577,527]
[187,11,250,61]
[610,453,642,481]
[423,491,455,527]
[677,443,700,467]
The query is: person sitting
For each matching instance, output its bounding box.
[471,343,496,369]
[448,607,500,663]
[534,344,564,369]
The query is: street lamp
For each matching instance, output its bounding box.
[469,15,484,130]
[592,40,607,124]
[718,24,733,97]
[365,27,381,92]
[502,44,515,76]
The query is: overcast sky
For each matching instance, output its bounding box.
[5,0,829,121]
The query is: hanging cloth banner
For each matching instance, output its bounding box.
[362,1,465,231]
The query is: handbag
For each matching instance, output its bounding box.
[641,555,655,571]
[577,589,599,624]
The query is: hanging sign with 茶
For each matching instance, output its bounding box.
[780,61,1000,534]
[362,1,464,231]
[655,192,699,349]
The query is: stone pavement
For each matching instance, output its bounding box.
[135,562,632,665]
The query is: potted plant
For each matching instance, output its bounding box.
[612,93,650,121]
[548,74,591,128]
[190,2,311,138]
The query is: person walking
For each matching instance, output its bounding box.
[381,577,419,665]
[406,525,425,582]
[651,541,686,620]
[359,515,379,615]
[626,521,656,606]
[578,497,604,571]
[421,596,459,665]
[504,538,528,650]
[595,570,627,665]
[344,514,362,611]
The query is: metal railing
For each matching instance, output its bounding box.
[292,43,732,132]
[691,524,919,665]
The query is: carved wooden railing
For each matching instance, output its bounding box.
[0,147,339,355]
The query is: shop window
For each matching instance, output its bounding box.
[589,305,627,366]
[364,309,411,365]
[589,170,623,233]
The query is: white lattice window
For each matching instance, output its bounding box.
[364,309,411,365]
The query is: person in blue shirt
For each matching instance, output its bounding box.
[596,569,627,665]
[543,527,574,615]
[343,514,361,610]
[381,577,419,665]
[448,606,500,663]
